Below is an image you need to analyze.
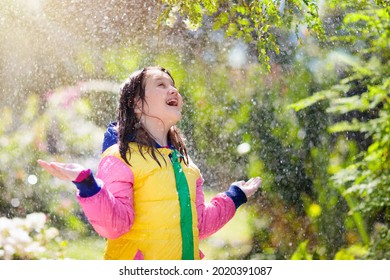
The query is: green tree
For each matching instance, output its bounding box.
[290,0,390,258]
[159,0,324,71]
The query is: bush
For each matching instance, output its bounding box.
[0,212,64,259]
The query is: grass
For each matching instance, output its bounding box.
[200,191,253,259]
[62,236,106,260]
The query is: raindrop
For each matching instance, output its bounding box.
[228,42,248,68]
[237,142,251,155]
[297,129,306,139]
[210,30,224,43]
[202,50,216,63]
[27,174,38,185]
[11,198,20,208]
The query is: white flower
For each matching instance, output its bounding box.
[3,244,15,260]
[12,217,25,228]
[25,241,45,254]
[0,212,61,259]
[0,217,12,231]
[45,227,59,240]
[25,213,46,231]
[9,228,32,244]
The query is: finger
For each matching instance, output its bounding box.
[45,165,70,180]
[232,180,246,187]
[49,164,77,180]
[245,178,255,184]
[49,162,69,168]
[38,160,63,170]
[37,161,71,180]
[51,162,84,172]
[37,159,51,168]
[256,177,262,184]
[243,177,256,186]
[250,177,262,187]
[49,162,69,169]
[38,161,58,174]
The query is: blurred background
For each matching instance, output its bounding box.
[0,0,389,260]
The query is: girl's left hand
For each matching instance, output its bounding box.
[232,177,262,198]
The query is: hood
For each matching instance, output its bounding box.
[101,121,174,153]
[102,121,118,153]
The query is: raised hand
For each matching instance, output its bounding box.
[37,160,85,181]
[232,177,262,198]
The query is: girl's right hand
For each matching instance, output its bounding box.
[37,160,85,181]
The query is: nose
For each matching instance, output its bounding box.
[169,86,179,95]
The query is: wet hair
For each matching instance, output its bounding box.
[116,66,189,166]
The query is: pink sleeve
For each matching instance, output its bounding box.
[196,176,236,240]
[77,156,134,239]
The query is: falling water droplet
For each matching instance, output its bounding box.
[11,198,20,207]
[237,142,251,154]
[27,174,38,185]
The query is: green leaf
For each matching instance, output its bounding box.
[214,11,229,29]
[236,5,247,15]
[288,89,340,111]
[328,119,364,133]
[291,240,312,260]
[327,96,366,114]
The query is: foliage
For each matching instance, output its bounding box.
[160,0,325,71]
[289,0,390,258]
[291,240,313,260]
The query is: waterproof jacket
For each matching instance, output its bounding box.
[74,124,247,259]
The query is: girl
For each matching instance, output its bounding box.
[38,66,261,260]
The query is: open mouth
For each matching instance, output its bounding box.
[166,99,178,106]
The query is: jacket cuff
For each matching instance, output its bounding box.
[225,185,247,209]
[72,171,101,198]
[73,168,91,182]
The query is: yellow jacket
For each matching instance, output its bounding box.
[76,143,239,260]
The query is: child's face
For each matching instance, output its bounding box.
[139,69,183,128]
